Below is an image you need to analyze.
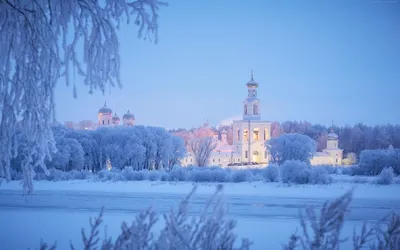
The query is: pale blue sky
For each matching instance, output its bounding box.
[55,0,400,129]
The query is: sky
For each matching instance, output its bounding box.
[55,0,400,129]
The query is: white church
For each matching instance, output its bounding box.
[181,72,343,167]
[97,102,135,127]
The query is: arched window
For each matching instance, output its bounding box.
[102,120,104,125]
[253,128,260,140]
[253,105,259,115]
[243,129,248,141]
[237,129,240,140]
[264,128,269,140]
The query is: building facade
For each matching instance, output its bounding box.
[232,72,271,164]
[310,129,343,166]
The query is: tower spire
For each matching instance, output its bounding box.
[251,70,254,81]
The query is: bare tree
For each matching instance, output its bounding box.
[0,0,166,193]
[189,136,216,167]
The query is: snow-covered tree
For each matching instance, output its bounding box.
[150,127,173,170]
[266,133,316,165]
[168,136,186,169]
[48,136,85,171]
[358,148,400,175]
[189,136,216,167]
[0,0,166,193]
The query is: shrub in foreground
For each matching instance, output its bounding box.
[376,167,395,185]
[39,186,399,250]
[263,164,280,182]
[280,160,311,184]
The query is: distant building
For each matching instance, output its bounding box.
[97,102,135,127]
[232,71,271,164]
[310,128,343,166]
[178,72,345,167]
[180,72,271,167]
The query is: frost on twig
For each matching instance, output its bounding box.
[283,189,353,250]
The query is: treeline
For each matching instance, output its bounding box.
[11,126,186,173]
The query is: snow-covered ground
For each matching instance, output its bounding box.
[1,181,399,249]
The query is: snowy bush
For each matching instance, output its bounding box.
[280,160,311,184]
[68,170,93,180]
[263,164,280,182]
[376,167,395,185]
[316,165,339,175]
[96,169,122,182]
[168,166,188,181]
[352,176,369,184]
[231,170,250,183]
[188,167,231,182]
[147,170,161,181]
[309,167,333,185]
[159,170,169,181]
[121,167,148,181]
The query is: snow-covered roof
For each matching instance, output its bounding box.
[327,132,338,140]
[98,102,112,114]
[123,110,135,120]
[246,71,259,88]
[112,113,120,121]
[214,143,234,153]
[314,152,331,157]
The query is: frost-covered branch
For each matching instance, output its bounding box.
[0,0,166,193]
[189,136,217,167]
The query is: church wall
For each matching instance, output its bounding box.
[232,120,271,163]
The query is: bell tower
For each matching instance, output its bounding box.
[243,70,261,121]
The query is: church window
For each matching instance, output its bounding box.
[264,128,268,140]
[244,129,248,141]
[108,120,110,124]
[213,159,215,162]
[253,128,260,140]
[102,120,104,125]
[245,150,248,158]
[237,129,240,140]
[253,105,259,115]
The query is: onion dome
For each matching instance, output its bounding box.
[123,110,135,120]
[112,113,120,124]
[246,70,258,88]
[98,102,112,115]
[327,128,338,140]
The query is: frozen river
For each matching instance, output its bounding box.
[1,184,399,250]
